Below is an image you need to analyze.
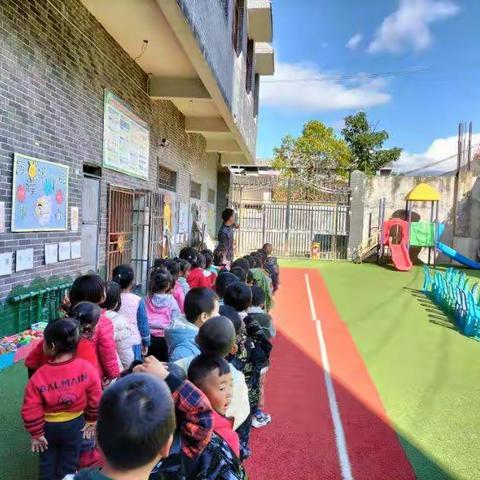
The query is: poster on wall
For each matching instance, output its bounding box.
[59,242,71,261]
[11,154,69,232]
[178,202,189,234]
[71,207,79,232]
[103,90,150,180]
[45,244,58,265]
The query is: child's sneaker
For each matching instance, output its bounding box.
[252,410,271,428]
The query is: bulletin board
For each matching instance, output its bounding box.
[103,90,150,180]
[11,154,69,232]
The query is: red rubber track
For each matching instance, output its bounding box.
[247,268,415,480]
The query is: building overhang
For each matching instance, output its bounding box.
[81,0,255,164]
[255,43,275,76]
[248,0,273,43]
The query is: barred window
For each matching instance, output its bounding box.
[254,74,260,117]
[232,0,245,55]
[246,39,255,93]
[191,181,201,200]
[158,165,177,192]
[221,0,229,20]
[208,188,216,204]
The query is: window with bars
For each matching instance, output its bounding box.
[221,0,229,20]
[158,165,177,192]
[232,0,244,55]
[246,39,254,93]
[191,181,201,200]
[208,188,216,204]
[254,74,260,117]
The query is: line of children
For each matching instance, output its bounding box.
[21,243,279,478]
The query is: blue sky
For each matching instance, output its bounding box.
[257,0,480,172]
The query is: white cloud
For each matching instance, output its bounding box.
[394,133,480,174]
[346,34,363,50]
[368,0,459,54]
[260,61,391,112]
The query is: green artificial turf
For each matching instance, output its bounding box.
[0,361,37,480]
[281,259,480,480]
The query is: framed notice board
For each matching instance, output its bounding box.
[103,90,150,180]
[11,153,69,232]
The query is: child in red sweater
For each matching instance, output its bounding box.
[68,274,120,381]
[22,317,102,480]
[180,248,211,289]
[25,302,101,376]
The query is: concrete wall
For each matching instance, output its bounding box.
[349,167,480,264]
[177,0,257,154]
[0,0,219,301]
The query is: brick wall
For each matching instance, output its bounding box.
[177,0,257,155]
[0,0,218,302]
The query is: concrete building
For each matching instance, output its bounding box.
[0,0,275,305]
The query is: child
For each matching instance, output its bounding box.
[165,259,185,313]
[65,371,178,480]
[68,275,120,381]
[112,264,150,361]
[22,317,102,480]
[181,247,211,289]
[250,253,274,312]
[230,266,247,283]
[26,302,101,376]
[165,287,219,362]
[175,316,250,432]
[101,281,135,369]
[247,285,276,340]
[188,355,247,479]
[140,268,181,361]
[225,282,272,453]
[215,272,238,306]
[224,282,252,320]
[177,259,191,295]
[131,356,213,480]
[202,251,217,287]
[213,246,229,272]
[260,243,280,292]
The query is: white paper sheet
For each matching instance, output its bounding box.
[0,252,12,276]
[59,242,71,261]
[16,248,34,272]
[71,240,81,259]
[45,244,58,265]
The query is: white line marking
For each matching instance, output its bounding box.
[305,273,354,480]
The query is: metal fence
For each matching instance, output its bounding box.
[233,201,350,259]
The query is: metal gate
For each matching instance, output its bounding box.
[107,187,164,290]
[234,201,349,259]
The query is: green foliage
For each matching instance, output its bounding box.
[273,120,351,179]
[342,112,401,175]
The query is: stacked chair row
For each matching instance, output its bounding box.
[422,266,480,339]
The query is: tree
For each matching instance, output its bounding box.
[273,120,351,179]
[341,112,401,175]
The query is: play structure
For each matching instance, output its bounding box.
[422,266,480,338]
[355,182,480,271]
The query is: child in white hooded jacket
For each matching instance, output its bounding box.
[101,282,135,369]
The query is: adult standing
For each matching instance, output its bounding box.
[217,208,237,262]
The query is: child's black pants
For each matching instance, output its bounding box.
[40,415,84,480]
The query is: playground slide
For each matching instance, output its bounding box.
[436,223,480,269]
[389,243,413,271]
[437,242,480,269]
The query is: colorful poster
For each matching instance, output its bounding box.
[16,248,34,272]
[178,202,189,234]
[11,154,69,232]
[0,252,12,276]
[103,90,150,180]
[45,244,58,265]
[0,201,5,233]
[59,242,71,261]
[71,207,79,232]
